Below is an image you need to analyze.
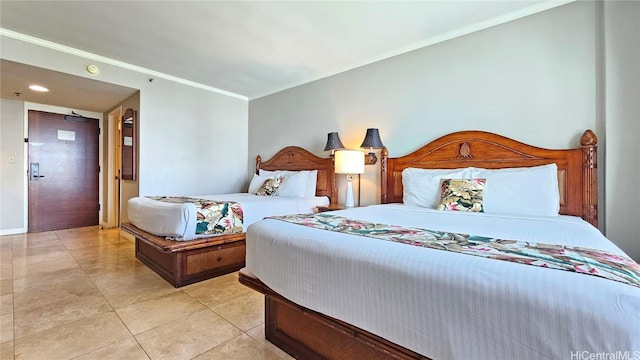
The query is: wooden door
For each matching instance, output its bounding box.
[28,110,99,232]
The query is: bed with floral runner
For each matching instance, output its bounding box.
[268,212,640,288]
[239,130,640,360]
[145,196,244,237]
[121,146,337,287]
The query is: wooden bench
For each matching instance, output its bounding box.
[121,222,245,287]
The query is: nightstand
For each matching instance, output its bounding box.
[315,204,347,213]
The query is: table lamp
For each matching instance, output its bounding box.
[334,150,365,207]
[360,128,384,165]
[323,132,345,154]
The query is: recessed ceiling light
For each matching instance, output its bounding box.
[29,84,49,92]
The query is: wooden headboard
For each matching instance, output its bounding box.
[255,146,337,205]
[381,130,598,227]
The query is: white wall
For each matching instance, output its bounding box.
[0,35,248,233]
[249,1,640,261]
[250,1,597,205]
[0,99,25,233]
[138,78,248,196]
[603,1,640,261]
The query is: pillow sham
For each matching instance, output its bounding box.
[256,178,281,196]
[305,170,318,197]
[275,171,307,198]
[469,163,559,216]
[402,167,472,208]
[436,178,485,212]
[248,173,272,194]
[260,169,318,197]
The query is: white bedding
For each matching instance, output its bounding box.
[128,193,329,240]
[245,204,640,360]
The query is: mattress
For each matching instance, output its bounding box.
[245,204,640,360]
[128,193,329,240]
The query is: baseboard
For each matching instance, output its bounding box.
[101,221,118,229]
[0,228,26,236]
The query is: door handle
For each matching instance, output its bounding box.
[29,162,44,181]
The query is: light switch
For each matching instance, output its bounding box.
[8,156,15,164]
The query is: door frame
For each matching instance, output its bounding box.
[23,102,104,232]
[105,107,122,228]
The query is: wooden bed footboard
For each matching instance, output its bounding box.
[122,222,245,287]
[239,270,430,360]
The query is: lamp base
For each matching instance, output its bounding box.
[345,178,355,207]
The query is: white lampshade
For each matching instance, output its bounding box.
[334,150,364,175]
[335,150,364,207]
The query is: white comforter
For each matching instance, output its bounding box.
[128,193,329,240]
[245,204,640,360]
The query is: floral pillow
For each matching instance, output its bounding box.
[436,178,486,212]
[256,177,281,196]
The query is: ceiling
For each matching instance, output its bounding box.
[0,59,138,113]
[0,1,569,111]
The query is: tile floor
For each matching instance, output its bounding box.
[0,226,293,360]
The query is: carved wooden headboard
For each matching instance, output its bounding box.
[255,146,337,205]
[381,130,598,227]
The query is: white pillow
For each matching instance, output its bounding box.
[469,163,559,216]
[276,171,308,198]
[305,170,318,197]
[402,167,472,208]
[248,173,274,194]
[260,169,318,197]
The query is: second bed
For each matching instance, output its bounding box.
[122,146,336,287]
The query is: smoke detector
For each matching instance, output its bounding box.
[86,64,100,75]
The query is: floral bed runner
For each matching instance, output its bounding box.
[268,213,640,288]
[148,196,243,235]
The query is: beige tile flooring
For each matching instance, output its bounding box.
[0,226,293,360]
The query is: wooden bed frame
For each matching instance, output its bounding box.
[381,129,598,227]
[239,129,598,359]
[122,146,337,288]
